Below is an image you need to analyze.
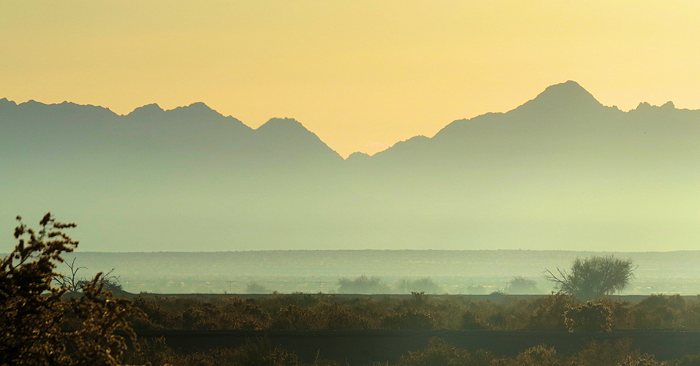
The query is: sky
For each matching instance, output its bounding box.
[1,1,699,157]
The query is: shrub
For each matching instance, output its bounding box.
[571,340,634,366]
[382,310,435,330]
[129,339,302,366]
[271,304,313,330]
[182,304,218,330]
[546,256,635,300]
[674,354,700,366]
[310,302,370,329]
[617,353,666,366]
[630,295,685,329]
[564,301,613,332]
[397,338,492,366]
[526,293,575,330]
[0,213,138,365]
[511,345,560,366]
[461,310,488,330]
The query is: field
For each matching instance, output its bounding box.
[123,292,700,365]
[50,250,700,364]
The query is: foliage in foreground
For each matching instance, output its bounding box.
[398,339,672,366]
[124,337,698,366]
[0,213,138,366]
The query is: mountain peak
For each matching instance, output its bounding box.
[169,102,225,119]
[179,102,215,112]
[633,100,677,112]
[661,101,675,109]
[0,97,16,108]
[128,103,164,117]
[257,118,306,132]
[254,118,342,160]
[256,118,325,143]
[546,79,585,90]
[519,80,601,112]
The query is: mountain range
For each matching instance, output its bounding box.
[2,81,699,251]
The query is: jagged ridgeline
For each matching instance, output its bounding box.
[2,81,699,251]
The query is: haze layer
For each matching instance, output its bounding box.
[2,81,699,251]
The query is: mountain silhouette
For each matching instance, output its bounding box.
[255,118,342,162]
[2,81,699,251]
[520,80,602,111]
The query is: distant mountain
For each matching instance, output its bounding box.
[2,81,699,251]
[254,118,342,162]
[0,99,339,165]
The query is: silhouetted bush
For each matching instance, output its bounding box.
[546,256,635,300]
[0,213,138,365]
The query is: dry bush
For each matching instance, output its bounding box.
[461,310,489,330]
[494,344,561,366]
[128,339,303,366]
[526,293,576,330]
[129,292,700,333]
[630,295,686,330]
[564,301,614,332]
[0,213,138,365]
[397,338,492,366]
[382,310,435,330]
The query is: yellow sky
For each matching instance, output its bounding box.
[1,1,699,156]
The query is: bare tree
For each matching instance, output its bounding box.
[54,257,86,292]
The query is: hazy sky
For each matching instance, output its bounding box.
[2,1,699,156]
